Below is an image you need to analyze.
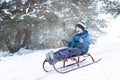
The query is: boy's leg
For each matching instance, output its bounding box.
[46,48,82,64]
[46,51,54,60]
[54,48,70,61]
[66,48,82,56]
[46,51,56,65]
[54,48,82,61]
[46,48,69,64]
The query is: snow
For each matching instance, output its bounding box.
[0,15,120,80]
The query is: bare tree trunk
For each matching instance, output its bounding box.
[23,0,35,13]
[15,0,35,13]
[16,0,21,9]
[5,29,31,53]
[21,29,32,49]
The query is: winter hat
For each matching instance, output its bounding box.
[75,20,86,31]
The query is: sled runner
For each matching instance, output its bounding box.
[42,53,101,74]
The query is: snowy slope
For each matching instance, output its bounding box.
[0,15,120,80]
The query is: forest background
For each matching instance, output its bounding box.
[0,0,119,53]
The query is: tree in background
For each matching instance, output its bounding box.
[0,0,38,53]
[0,0,119,53]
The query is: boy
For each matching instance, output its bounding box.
[46,22,90,65]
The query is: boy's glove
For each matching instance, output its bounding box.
[62,39,73,47]
[62,39,67,46]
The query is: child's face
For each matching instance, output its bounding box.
[75,27,83,34]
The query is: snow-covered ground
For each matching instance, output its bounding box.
[0,15,120,80]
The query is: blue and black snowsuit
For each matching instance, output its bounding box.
[54,30,90,61]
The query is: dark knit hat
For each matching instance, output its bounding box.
[75,24,85,31]
[75,21,86,31]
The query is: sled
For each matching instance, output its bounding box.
[42,53,101,74]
